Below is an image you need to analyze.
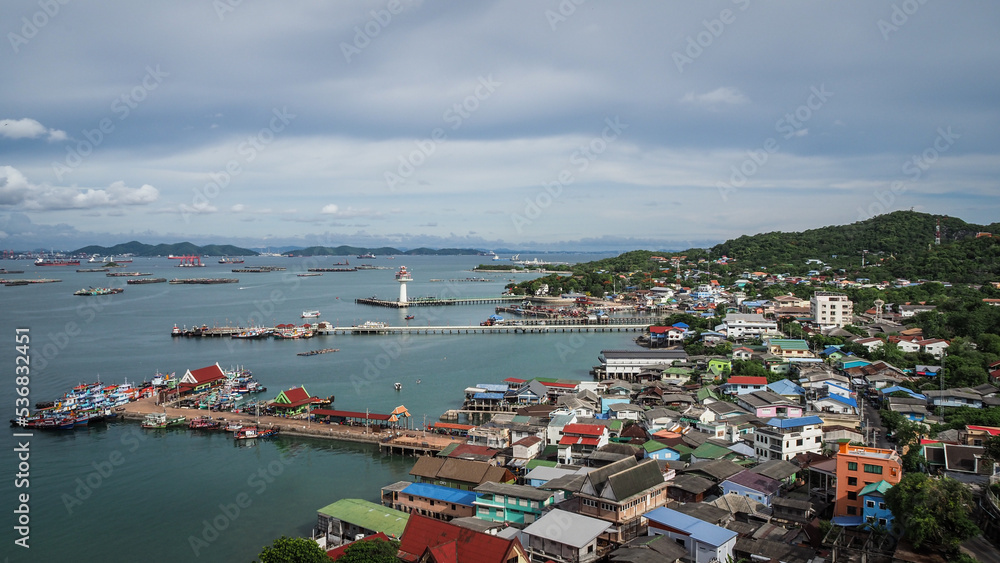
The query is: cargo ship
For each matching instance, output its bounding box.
[35,257,80,266]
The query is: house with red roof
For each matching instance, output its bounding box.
[558,423,610,464]
[961,425,1000,447]
[269,386,322,415]
[396,513,527,563]
[326,532,391,561]
[917,338,950,359]
[719,376,768,396]
[648,325,685,346]
[177,362,227,394]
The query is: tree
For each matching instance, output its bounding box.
[338,538,401,563]
[255,536,329,563]
[884,473,979,556]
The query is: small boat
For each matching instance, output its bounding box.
[357,253,376,259]
[189,416,222,430]
[297,273,322,277]
[394,382,402,391]
[234,426,278,439]
[404,315,415,320]
[301,310,321,318]
[297,348,339,356]
[141,411,186,429]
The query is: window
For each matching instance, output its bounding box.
[879,518,887,526]
[847,462,858,471]
[848,477,857,486]
[796,439,803,446]
[848,492,857,500]
[866,500,874,508]
[864,464,883,475]
[847,506,857,515]
[879,502,886,510]
[815,436,822,443]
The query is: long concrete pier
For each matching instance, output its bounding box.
[355,295,523,308]
[318,323,648,335]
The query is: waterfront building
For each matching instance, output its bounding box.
[269,386,321,415]
[177,362,227,394]
[381,481,477,521]
[314,498,408,547]
[473,481,555,525]
[833,442,902,521]
[409,457,514,491]
[715,313,778,340]
[596,349,688,380]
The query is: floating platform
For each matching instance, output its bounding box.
[107,272,151,277]
[2,278,61,285]
[127,278,168,284]
[232,266,285,273]
[308,268,357,272]
[76,268,109,273]
[169,278,239,284]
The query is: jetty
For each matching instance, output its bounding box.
[320,322,648,335]
[355,295,522,308]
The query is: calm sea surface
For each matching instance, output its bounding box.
[0,253,638,562]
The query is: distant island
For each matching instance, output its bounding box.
[69,241,488,257]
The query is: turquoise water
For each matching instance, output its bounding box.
[0,254,636,562]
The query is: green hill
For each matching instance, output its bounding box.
[72,241,257,257]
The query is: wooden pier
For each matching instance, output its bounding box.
[355,295,523,308]
[319,322,648,335]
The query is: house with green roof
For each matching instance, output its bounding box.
[691,441,736,463]
[315,498,409,545]
[860,480,894,529]
[642,440,683,462]
[766,339,814,359]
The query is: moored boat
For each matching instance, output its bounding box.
[301,310,321,318]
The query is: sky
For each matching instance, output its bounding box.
[1,1,998,252]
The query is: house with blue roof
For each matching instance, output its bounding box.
[644,506,737,563]
[813,393,858,415]
[837,357,872,370]
[767,379,805,401]
[879,386,926,400]
[383,482,478,521]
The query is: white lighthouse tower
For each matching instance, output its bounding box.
[396,266,412,304]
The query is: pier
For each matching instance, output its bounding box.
[355,295,523,308]
[319,322,648,335]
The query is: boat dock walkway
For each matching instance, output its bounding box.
[319,322,648,335]
[120,398,463,454]
[355,295,523,308]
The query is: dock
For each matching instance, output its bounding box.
[355,295,523,308]
[319,322,649,335]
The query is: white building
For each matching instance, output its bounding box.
[715,313,778,340]
[811,292,854,328]
[753,416,825,461]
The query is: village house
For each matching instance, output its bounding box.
[833,442,902,523]
[397,513,528,563]
[558,423,610,464]
[753,416,825,461]
[521,509,611,563]
[575,457,670,543]
[715,313,778,340]
[473,481,555,525]
[644,506,738,563]
[719,376,768,396]
[380,481,477,521]
[315,498,409,547]
[409,457,514,491]
[719,469,782,508]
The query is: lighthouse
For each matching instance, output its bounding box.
[396,266,412,304]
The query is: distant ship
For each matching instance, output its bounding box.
[219,257,245,264]
[35,257,80,266]
[357,253,376,259]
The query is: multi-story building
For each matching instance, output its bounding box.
[473,481,555,525]
[715,313,778,340]
[575,457,670,543]
[833,442,902,520]
[753,416,824,461]
[811,292,854,328]
[381,481,477,521]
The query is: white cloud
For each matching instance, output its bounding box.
[231,204,246,212]
[0,166,159,211]
[681,87,749,106]
[0,118,67,142]
[320,204,339,214]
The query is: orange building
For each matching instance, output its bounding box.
[834,442,902,518]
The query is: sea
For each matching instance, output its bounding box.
[0,253,639,562]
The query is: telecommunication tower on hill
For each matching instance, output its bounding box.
[935,218,941,245]
[396,266,412,304]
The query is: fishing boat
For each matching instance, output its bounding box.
[141,411,186,429]
[73,287,125,296]
[296,348,339,356]
[189,416,222,430]
[234,426,278,439]
[394,382,402,391]
[301,310,321,318]
[404,315,415,320]
[356,252,376,259]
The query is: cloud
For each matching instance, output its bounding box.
[681,87,749,107]
[231,204,246,212]
[0,118,67,142]
[0,166,159,211]
[320,204,339,214]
